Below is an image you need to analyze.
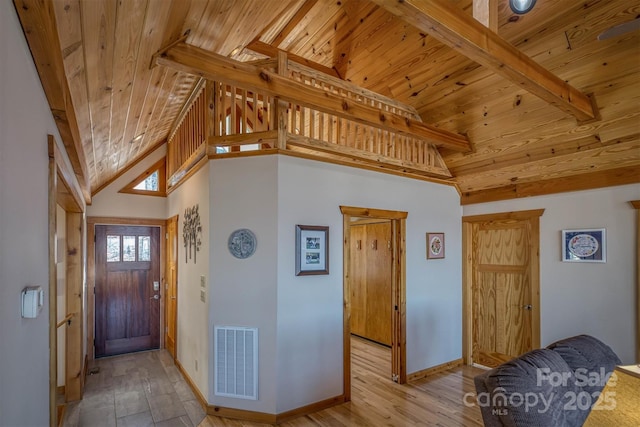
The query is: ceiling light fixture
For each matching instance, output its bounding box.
[130,134,144,144]
[509,0,536,14]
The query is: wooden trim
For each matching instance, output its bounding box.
[341,206,408,394]
[118,157,167,197]
[529,211,541,350]
[287,134,452,179]
[207,131,278,150]
[56,314,74,329]
[275,395,347,424]
[167,144,207,189]
[207,407,276,425]
[174,359,208,410]
[462,209,545,223]
[340,206,409,220]
[280,148,457,187]
[461,222,473,365]
[65,212,83,402]
[373,0,598,122]
[156,42,471,152]
[56,386,65,395]
[92,139,166,197]
[86,217,167,360]
[342,212,352,401]
[407,358,464,382]
[53,143,83,213]
[15,0,91,202]
[166,154,209,195]
[461,166,640,205]
[472,0,498,32]
[632,200,640,363]
[48,136,58,427]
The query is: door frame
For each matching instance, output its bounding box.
[630,200,640,362]
[165,214,179,360]
[462,209,544,366]
[48,135,85,426]
[87,217,166,360]
[340,205,407,401]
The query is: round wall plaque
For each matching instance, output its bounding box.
[227,229,257,259]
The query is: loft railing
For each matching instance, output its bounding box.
[167,58,451,190]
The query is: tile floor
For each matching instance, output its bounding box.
[63,350,206,427]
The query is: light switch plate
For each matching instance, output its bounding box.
[200,290,205,302]
[200,275,205,288]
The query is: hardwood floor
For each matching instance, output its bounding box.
[200,336,485,426]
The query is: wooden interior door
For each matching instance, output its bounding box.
[95,225,160,357]
[465,210,542,367]
[350,221,392,346]
[165,215,178,359]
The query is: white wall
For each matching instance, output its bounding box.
[167,164,211,399]
[0,3,66,425]
[87,144,167,219]
[276,155,462,412]
[463,184,640,363]
[209,157,279,413]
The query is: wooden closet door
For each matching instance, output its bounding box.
[349,221,392,346]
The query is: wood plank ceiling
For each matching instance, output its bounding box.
[16,0,640,203]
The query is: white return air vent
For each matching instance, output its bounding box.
[214,326,258,400]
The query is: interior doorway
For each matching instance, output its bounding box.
[340,205,407,401]
[462,209,544,367]
[48,135,85,426]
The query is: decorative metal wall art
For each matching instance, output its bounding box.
[228,229,257,259]
[183,205,202,263]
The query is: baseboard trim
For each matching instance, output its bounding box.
[175,358,346,425]
[174,359,208,411]
[275,394,347,424]
[407,358,464,382]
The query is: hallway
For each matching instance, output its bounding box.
[62,350,206,427]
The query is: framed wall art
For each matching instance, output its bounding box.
[561,228,606,263]
[426,232,445,259]
[295,225,329,275]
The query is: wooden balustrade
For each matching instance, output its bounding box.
[167,60,452,190]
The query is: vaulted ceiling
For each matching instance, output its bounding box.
[16,0,640,203]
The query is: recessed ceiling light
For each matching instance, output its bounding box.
[130,134,144,144]
[509,0,536,14]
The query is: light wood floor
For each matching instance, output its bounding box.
[200,336,485,426]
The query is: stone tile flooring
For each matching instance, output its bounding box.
[63,350,206,427]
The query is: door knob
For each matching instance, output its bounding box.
[523,304,532,310]
[150,294,160,300]
[170,296,176,300]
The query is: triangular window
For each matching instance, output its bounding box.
[119,157,167,197]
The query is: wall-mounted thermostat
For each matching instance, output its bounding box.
[22,286,44,318]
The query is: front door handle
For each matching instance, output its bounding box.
[150,294,160,300]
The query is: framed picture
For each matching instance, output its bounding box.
[561,228,606,263]
[426,232,445,259]
[296,225,329,275]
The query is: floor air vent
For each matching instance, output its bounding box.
[214,326,258,400]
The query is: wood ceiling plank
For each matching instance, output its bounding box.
[14,0,91,201]
[269,0,317,48]
[472,0,498,32]
[372,0,598,122]
[53,0,96,188]
[80,0,116,182]
[109,0,147,172]
[455,139,640,193]
[565,2,640,50]
[461,165,640,205]
[156,42,471,151]
[116,0,175,175]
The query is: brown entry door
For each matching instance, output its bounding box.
[95,225,160,357]
[469,214,539,367]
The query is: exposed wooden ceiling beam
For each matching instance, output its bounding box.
[270,0,319,47]
[246,40,342,79]
[473,0,498,32]
[14,0,91,202]
[156,42,471,152]
[372,0,599,122]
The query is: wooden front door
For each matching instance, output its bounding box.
[95,225,160,357]
[464,210,543,368]
[165,215,178,359]
[350,220,392,346]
